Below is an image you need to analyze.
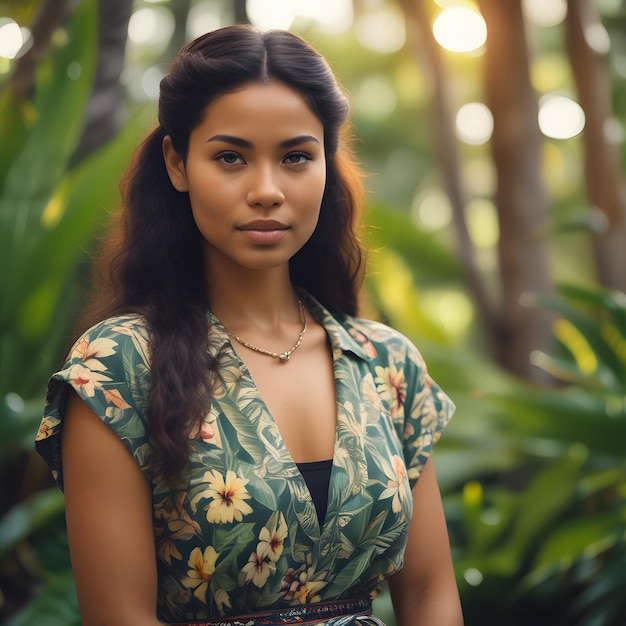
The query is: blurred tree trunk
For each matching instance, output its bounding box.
[402,0,553,380]
[73,0,133,161]
[565,0,626,291]
[477,0,554,380]
[400,0,501,351]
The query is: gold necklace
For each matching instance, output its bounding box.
[225,300,307,362]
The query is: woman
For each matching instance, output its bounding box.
[35,25,463,626]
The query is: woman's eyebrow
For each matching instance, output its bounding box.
[279,135,321,148]
[206,134,253,148]
[206,134,321,148]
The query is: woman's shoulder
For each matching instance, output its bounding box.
[70,313,153,365]
[78,313,151,342]
[36,313,155,489]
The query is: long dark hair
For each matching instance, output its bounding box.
[83,25,365,484]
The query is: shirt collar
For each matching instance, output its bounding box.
[299,292,373,361]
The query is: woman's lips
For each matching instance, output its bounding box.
[237,220,289,244]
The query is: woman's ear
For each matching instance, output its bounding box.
[162,135,188,192]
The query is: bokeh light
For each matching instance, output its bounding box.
[538,95,586,139]
[464,568,484,586]
[0,19,28,59]
[583,22,611,55]
[531,53,570,93]
[247,0,297,30]
[422,289,474,340]
[466,198,499,249]
[354,74,397,121]
[412,191,453,231]
[142,66,165,100]
[128,7,175,46]
[248,0,354,34]
[294,0,353,35]
[66,62,82,80]
[432,7,487,53]
[354,5,405,54]
[456,102,494,145]
[603,117,624,144]
[186,1,222,40]
[523,0,567,27]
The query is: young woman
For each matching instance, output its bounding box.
[35,25,463,626]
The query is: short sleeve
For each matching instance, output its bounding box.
[400,341,455,489]
[34,315,154,490]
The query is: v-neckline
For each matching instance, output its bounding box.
[206,293,373,540]
[225,337,342,538]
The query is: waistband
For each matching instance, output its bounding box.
[170,597,375,626]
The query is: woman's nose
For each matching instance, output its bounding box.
[246,164,285,208]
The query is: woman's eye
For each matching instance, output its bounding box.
[283,152,311,165]
[216,152,245,165]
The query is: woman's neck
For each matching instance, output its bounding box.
[207,266,301,333]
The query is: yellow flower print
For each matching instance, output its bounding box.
[379,455,409,514]
[280,562,328,605]
[241,551,276,587]
[257,511,288,562]
[214,588,231,614]
[374,364,407,419]
[182,545,219,603]
[204,470,253,524]
[68,364,111,397]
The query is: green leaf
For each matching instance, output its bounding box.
[488,446,587,575]
[0,0,98,322]
[532,294,625,391]
[366,203,463,284]
[490,388,626,458]
[0,394,42,452]
[0,91,32,194]
[533,509,624,573]
[16,104,155,307]
[0,488,66,560]
[7,570,80,626]
[247,474,278,510]
[556,283,626,339]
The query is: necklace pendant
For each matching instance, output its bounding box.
[225,299,306,363]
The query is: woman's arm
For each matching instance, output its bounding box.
[62,390,162,626]
[387,457,463,626]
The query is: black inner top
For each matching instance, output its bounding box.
[295,459,333,528]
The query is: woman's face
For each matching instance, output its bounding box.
[163,81,326,277]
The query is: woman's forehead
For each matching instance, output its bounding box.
[193,82,324,146]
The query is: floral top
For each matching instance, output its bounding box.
[35,294,454,623]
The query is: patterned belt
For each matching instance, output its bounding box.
[169,597,383,626]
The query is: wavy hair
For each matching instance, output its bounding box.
[83,25,365,484]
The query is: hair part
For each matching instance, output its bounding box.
[82,25,366,485]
